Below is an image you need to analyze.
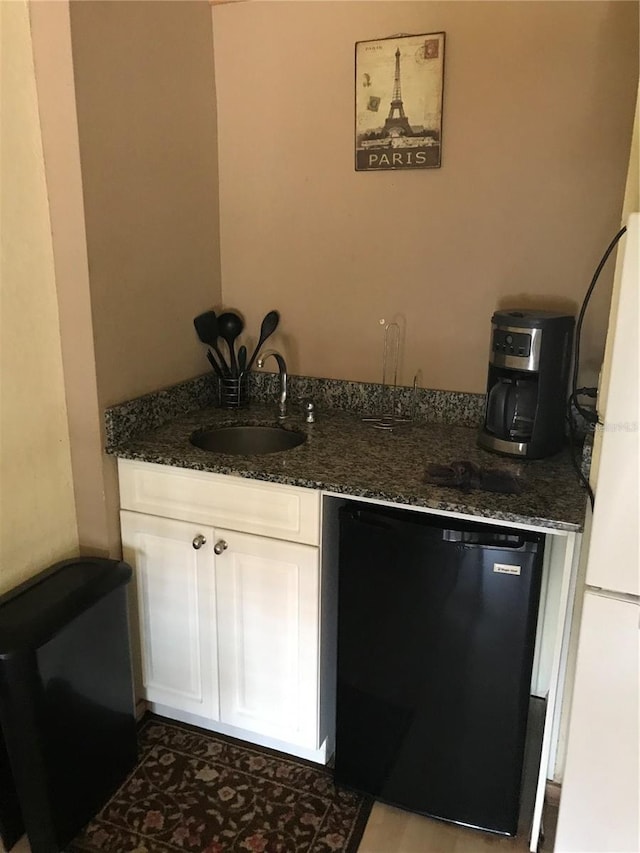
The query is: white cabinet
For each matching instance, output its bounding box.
[120,511,219,720]
[215,529,320,748]
[118,459,330,763]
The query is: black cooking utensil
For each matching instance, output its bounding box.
[238,345,247,375]
[193,311,230,374]
[246,310,280,372]
[217,312,244,375]
[206,349,224,379]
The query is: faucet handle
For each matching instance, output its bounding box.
[304,400,315,423]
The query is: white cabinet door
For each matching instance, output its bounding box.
[121,510,219,720]
[215,529,320,749]
[555,591,640,852]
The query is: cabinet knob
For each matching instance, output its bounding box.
[213,539,228,555]
[192,534,207,550]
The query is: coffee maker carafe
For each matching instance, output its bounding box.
[478,310,574,458]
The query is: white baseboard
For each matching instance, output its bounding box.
[147,702,330,765]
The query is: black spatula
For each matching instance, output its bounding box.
[193,311,230,375]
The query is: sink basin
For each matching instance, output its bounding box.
[190,425,306,455]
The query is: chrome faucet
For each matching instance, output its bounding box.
[256,349,288,420]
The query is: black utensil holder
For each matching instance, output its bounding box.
[219,375,249,409]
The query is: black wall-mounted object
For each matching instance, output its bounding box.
[0,558,138,853]
[478,310,575,459]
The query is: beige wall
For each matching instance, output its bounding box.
[10,0,634,562]
[70,0,222,408]
[0,0,79,594]
[30,0,116,558]
[213,1,639,393]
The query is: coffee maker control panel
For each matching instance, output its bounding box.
[493,329,531,357]
[490,325,542,372]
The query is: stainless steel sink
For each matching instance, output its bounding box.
[190,425,306,455]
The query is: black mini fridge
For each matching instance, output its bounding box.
[334,504,544,836]
[0,557,138,853]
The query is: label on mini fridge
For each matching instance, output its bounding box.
[493,563,521,575]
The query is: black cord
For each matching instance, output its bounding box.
[567,225,627,510]
[567,393,595,509]
[570,226,627,422]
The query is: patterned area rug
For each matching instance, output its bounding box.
[69,716,372,853]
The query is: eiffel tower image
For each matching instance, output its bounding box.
[383,48,414,137]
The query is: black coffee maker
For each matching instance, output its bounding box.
[478,310,574,458]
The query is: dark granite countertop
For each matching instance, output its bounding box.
[108,402,587,532]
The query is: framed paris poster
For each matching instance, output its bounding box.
[355,32,445,171]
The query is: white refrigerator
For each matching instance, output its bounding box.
[555,214,639,852]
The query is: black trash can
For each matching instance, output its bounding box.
[0,557,138,853]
